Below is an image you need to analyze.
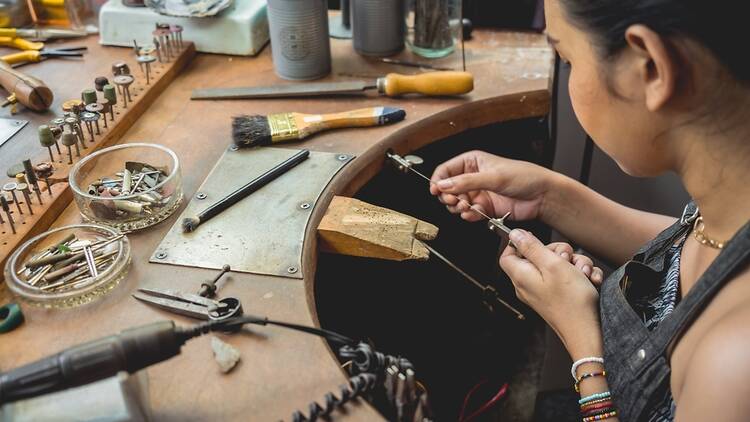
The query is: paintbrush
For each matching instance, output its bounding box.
[232,106,406,148]
[182,149,310,233]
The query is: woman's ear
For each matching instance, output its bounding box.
[624,24,679,111]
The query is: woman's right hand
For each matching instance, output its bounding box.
[430,150,558,222]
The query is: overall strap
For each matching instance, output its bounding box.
[640,218,750,371]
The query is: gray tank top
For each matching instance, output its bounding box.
[599,203,750,421]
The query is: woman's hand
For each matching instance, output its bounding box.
[546,242,605,286]
[500,230,604,359]
[430,150,559,222]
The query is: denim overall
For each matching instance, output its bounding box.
[599,204,750,421]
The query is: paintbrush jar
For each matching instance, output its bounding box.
[4,224,131,308]
[406,0,462,58]
[352,0,405,56]
[267,0,331,80]
[69,143,183,233]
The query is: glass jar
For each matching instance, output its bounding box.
[69,143,183,233]
[4,224,131,308]
[405,0,462,59]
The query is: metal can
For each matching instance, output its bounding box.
[267,0,331,80]
[352,0,405,57]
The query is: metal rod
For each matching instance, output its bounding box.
[419,241,525,320]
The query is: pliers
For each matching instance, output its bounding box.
[1,46,88,66]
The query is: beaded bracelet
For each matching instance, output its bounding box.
[580,397,611,408]
[580,401,613,414]
[571,357,604,380]
[575,371,607,392]
[582,410,617,421]
[582,406,616,418]
[579,391,611,405]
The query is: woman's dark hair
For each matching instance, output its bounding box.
[558,1,749,82]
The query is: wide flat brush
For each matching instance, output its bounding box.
[182,149,310,233]
[232,106,406,148]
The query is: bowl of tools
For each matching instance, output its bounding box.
[4,224,131,308]
[69,143,183,232]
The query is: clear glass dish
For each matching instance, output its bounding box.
[4,224,131,309]
[69,143,183,232]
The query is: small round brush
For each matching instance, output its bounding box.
[232,106,406,148]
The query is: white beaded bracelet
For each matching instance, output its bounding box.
[571,357,604,381]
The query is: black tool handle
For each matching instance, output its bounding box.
[0,321,183,404]
[197,149,310,222]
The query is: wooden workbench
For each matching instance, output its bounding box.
[0,29,553,421]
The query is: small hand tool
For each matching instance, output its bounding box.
[2,182,23,214]
[23,159,43,205]
[61,127,77,164]
[113,75,134,108]
[133,288,243,322]
[38,125,56,161]
[0,60,53,111]
[1,46,88,66]
[16,183,33,215]
[191,71,474,100]
[387,151,515,245]
[103,84,117,120]
[198,264,231,298]
[419,241,525,320]
[0,314,356,405]
[0,28,89,41]
[182,149,310,232]
[232,107,406,148]
[1,195,15,234]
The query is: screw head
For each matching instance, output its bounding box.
[155,251,168,259]
[337,154,349,161]
[287,266,298,274]
[299,202,311,210]
[229,145,239,152]
[196,192,207,200]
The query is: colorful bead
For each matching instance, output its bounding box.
[582,410,617,421]
[580,398,611,409]
[579,391,611,405]
[575,371,607,392]
[581,401,614,414]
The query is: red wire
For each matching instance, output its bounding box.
[459,381,509,422]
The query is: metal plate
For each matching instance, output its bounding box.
[151,147,353,278]
[0,118,28,148]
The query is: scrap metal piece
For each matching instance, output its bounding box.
[151,148,353,278]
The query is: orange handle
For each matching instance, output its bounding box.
[0,60,53,111]
[295,107,402,138]
[380,71,474,96]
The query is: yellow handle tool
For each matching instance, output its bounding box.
[0,36,45,51]
[1,51,43,66]
[377,71,474,96]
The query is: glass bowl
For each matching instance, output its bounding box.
[4,224,131,308]
[69,143,183,232]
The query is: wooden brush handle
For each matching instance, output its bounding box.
[379,71,474,96]
[294,107,403,139]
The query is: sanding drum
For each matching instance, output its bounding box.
[266,0,331,80]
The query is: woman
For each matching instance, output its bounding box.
[430,1,750,421]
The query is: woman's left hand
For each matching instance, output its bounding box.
[500,229,604,358]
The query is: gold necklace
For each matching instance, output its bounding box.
[692,216,726,249]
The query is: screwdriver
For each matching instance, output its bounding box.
[0,60,53,111]
[191,71,475,100]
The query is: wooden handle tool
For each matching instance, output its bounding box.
[0,60,53,111]
[232,107,405,147]
[377,71,474,96]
